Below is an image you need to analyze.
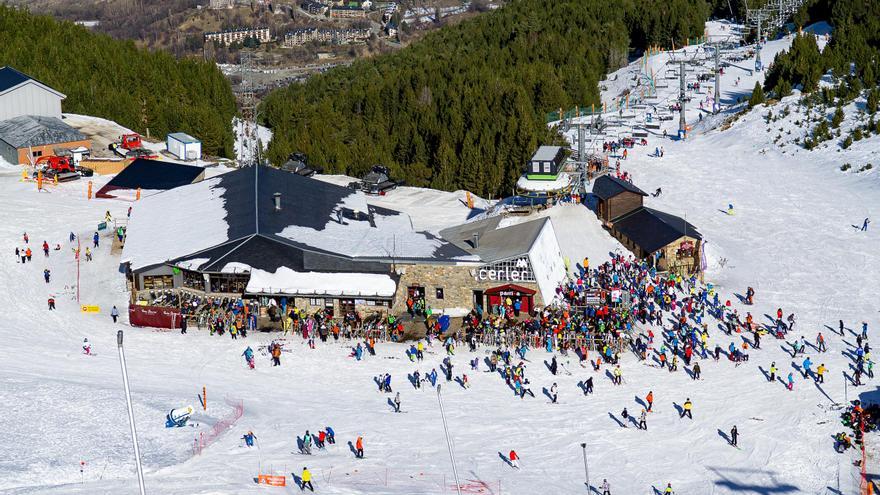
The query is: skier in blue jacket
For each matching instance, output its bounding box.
[802,357,812,379]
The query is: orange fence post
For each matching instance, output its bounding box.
[87,181,93,200]
[203,386,207,411]
[37,170,43,190]
[136,187,142,201]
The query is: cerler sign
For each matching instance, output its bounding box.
[476,257,535,282]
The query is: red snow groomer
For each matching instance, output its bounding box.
[109,133,157,159]
[32,155,91,182]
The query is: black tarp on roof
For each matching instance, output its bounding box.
[96,158,204,198]
[592,175,648,200]
[612,207,702,254]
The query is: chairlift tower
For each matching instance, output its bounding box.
[237,50,261,167]
[744,0,806,72]
[678,61,687,139]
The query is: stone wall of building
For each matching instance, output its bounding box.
[391,262,545,314]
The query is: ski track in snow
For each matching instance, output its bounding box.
[0,21,879,495]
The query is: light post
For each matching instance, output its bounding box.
[437,385,462,495]
[581,442,590,492]
[118,331,146,495]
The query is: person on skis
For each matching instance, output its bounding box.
[300,467,314,492]
[111,306,119,323]
[802,356,812,379]
[680,398,693,419]
[769,362,777,382]
[393,392,401,412]
[638,409,647,430]
[730,426,738,447]
[646,391,654,412]
[664,482,674,494]
[508,449,520,468]
[601,478,611,495]
[816,363,826,383]
[355,436,364,458]
[816,332,826,352]
[621,407,629,427]
[242,431,256,447]
[550,383,558,403]
[82,338,91,355]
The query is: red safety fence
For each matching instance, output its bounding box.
[192,398,244,456]
[128,304,182,329]
[269,465,501,493]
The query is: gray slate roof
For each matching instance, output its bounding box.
[612,206,701,253]
[440,216,548,262]
[592,175,648,200]
[0,116,86,148]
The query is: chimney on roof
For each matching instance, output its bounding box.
[273,192,281,211]
[471,232,480,249]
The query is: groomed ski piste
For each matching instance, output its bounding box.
[1,19,879,495]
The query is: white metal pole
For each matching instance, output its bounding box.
[436,385,462,495]
[117,330,146,495]
[581,443,590,492]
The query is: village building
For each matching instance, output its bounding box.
[515,145,575,202]
[284,27,370,47]
[591,175,703,275]
[204,27,271,46]
[122,166,567,324]
[330,5,367,18]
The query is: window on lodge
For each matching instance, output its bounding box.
[142,274,173,290]
[209,273,249,293]
[543,161,551,173]
[182,270,205,291]
[531,162,540,173]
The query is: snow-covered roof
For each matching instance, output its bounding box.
[246,267,396,298]
[123,166,477,272]
[516,172,572,192]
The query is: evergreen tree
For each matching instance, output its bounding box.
[749,82,765,108]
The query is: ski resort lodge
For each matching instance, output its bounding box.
[592,175,703,275]
[122,166,566,322]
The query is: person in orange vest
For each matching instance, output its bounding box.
[25,247,32,262]
[355,436,364,458]
[270,342,282,366]
[508,449,520,468]
[646,391,654,412]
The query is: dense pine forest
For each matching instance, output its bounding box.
[0,5,237,157]
[261,0,709,197]
[764,0,880,100]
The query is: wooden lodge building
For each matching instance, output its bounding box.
[592,175,703,276]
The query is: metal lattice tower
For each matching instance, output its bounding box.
[745,0,803,32]
[678,61,687,137]
[237,50,261,167]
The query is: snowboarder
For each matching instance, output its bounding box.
[47,297,55,310]
[862,218,870,231]
[769,362,777,382]
[680,398,692,419]
[584,376,594,395]
[509,449,520,468]
[111,306,119,323]
[82,338,92,355]
[300,467,314,492]
[393,392,401,412]
[242,431,256,447]
[242,347,255,369]
[730,425,738,447]
[786,372,794,390]
[692,362,701,380]
[601,478,611,495]
[550,383,558,403]
[652,187,662,197]
[638,409,647,430]
[549,356,558,375]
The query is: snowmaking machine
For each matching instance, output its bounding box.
[348,165,404,195]
[165,406,195,428]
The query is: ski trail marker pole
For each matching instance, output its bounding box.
[437,385,462,495]
[581,442,590,492]
[117,331,146,495]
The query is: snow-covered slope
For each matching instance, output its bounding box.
[1,20,879,495]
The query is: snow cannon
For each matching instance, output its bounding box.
[165,406,194,428]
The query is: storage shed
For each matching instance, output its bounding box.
[166,133,202,161]
[0,115,90,165]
